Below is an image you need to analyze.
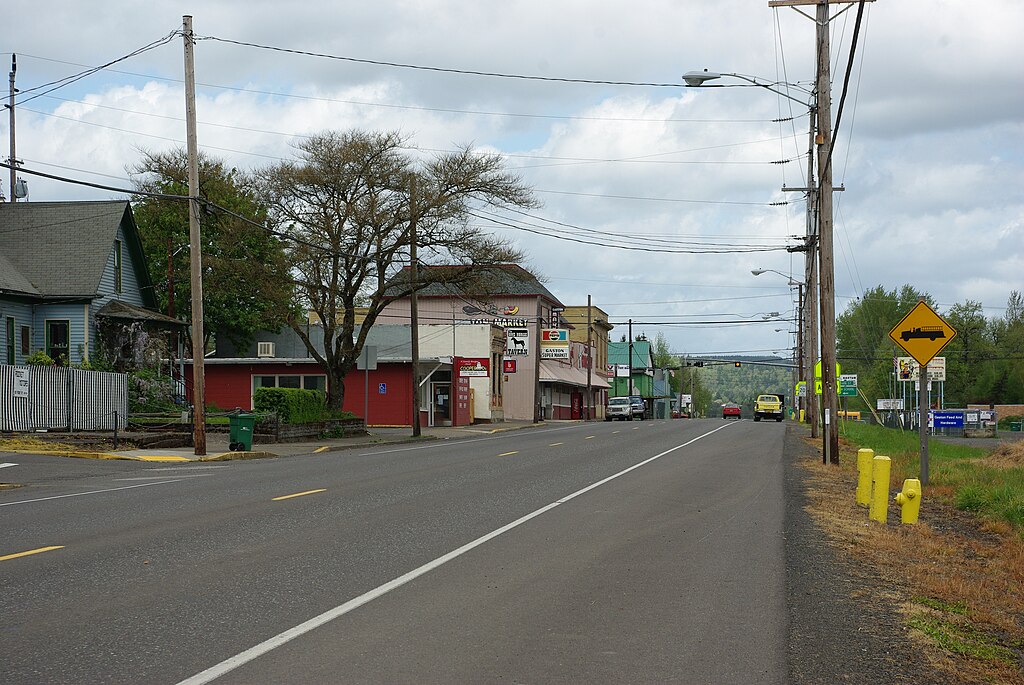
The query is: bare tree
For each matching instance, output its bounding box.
[259,129,537,410]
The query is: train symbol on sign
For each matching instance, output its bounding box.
[900,326,946,342]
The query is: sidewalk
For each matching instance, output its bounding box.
[2,420,547,463]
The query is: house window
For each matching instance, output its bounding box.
[114,239,123,294]
[5,317,13,365]
[252,374,327,394]
[46,320,71,364]
[21,325,30,355]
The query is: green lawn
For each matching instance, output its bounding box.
[840,422,1024,534]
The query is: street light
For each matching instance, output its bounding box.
[687,68,825,442]
[754,268,809,425]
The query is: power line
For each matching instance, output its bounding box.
[196,35,687,89]
[16,31,180,106]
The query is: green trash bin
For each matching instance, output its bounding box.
[228,413,256,451]
[1010,421,1023,432]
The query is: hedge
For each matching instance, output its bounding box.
[253,387,326,424]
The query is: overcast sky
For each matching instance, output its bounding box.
[5,1,1023,360]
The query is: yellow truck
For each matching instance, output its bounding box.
[754,394,784,422]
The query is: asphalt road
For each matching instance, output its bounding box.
[2,419,787,684]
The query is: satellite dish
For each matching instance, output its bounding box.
[14,177,28,198]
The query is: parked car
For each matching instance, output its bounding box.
[722,403,742,420]
[606,396,633,421]
[629,396,647,420]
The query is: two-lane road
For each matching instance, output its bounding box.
[2,419,787,684]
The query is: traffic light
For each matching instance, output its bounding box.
[735,362,742,368]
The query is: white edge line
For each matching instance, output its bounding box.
[176,421,736,685]
[0,479,185,507]
[0,463,18,469]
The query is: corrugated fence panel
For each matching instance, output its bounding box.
[0,365,33,431]
[0,364,129,432]
[71,369,128,430]
[31,365,70,430]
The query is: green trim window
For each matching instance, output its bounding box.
[5,317,13,365]
[114,239,123,293]
[46,320,71,365]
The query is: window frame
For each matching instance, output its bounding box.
[45,319,71,364]
[5,316,14,365]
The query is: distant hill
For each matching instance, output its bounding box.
[691,356,796,408]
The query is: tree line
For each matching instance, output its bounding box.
[837,285,1024,411]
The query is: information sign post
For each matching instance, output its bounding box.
[888,300,957,485]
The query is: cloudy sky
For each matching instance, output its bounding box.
[4,1,1023,361]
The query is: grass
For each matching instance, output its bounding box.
[841,422,1024,534]
[801,424,1024,682]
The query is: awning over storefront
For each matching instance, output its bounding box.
[539,361,611,390]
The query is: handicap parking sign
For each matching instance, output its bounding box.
[378,383,386,394]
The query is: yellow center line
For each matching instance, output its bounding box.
[0,546,64,562]
[313,446,330,453]
[548,442,563,447]
[272,489,327,501]
[498,451,519,457]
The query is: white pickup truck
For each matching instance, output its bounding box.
[605,396,633,421]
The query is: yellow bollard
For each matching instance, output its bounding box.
[895,479,922,524]
[856,448,874,507]
[869,455,891,524]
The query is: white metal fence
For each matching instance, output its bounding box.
[0,364,128,432]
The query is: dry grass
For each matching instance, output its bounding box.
[800,436,1024,684]
[982,442,1024,470]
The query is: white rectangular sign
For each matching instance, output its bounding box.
[505,328,530,356]
[13,368,29,398]
[895,356,946,382]
[877,398,905,410]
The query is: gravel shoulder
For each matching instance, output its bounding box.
[783,424,972,685]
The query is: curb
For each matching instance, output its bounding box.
[0,447,133,461]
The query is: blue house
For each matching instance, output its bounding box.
[0,200,179,366]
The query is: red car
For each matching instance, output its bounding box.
[722,404,742,420]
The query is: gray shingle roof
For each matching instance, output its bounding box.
[386,263,561,304]
[0,201,130,298]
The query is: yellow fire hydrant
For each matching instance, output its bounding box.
[856,448,874,507]
[869,455,891,524]
[894,479,922,524]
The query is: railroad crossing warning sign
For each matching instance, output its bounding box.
[888,300,957,366]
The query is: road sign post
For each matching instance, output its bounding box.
[889,300,957,485]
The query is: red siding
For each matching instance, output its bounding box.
[186,362,414,426]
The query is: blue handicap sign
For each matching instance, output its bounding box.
[378,383,387,394]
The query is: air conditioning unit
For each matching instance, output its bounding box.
[257,342,275,358]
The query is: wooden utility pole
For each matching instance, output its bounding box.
[814,0,840,464]
[586,294,593,421]
[183,16,206,455]
[769,0,874,462]
[533,296,543,423]
[7,54,16,201]
[409,176,421,437]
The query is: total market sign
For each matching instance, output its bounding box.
[888,300,957,366]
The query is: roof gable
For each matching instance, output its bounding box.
[386,263,562,305]
[0,201,145,299]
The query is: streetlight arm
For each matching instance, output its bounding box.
[682,70,813,108]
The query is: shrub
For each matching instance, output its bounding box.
[25,350,55,366]
[129,370,178,413]
[253,387,326,424]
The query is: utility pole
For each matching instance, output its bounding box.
[183,16,206,456]
[628,319,634,396]
[586,294,593,421]
[769,0,872,463]
[7,54,16,201]
[409,176,421,437]
[815,0,840,464]
[533,296,543,423]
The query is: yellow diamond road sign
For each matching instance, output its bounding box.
[888,300,957,366]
